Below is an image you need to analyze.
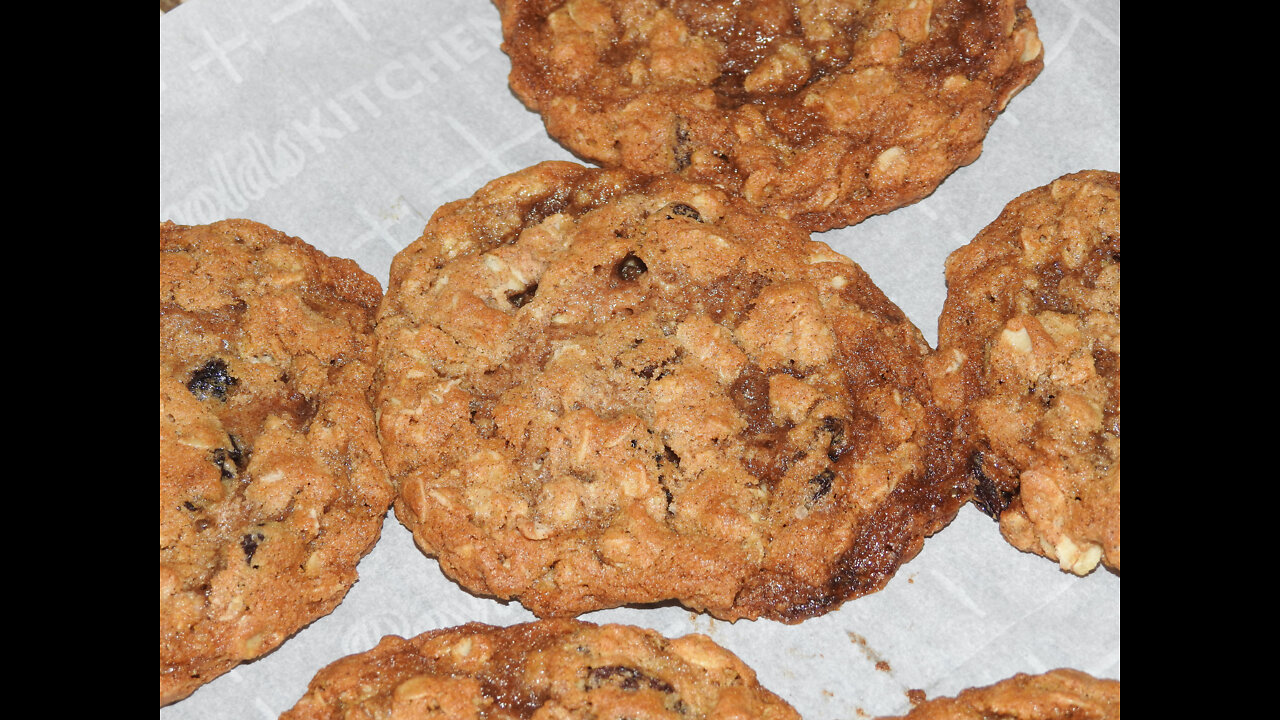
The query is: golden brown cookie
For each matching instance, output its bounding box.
[880,669,1120,720]
[375,161,966,622]
[496,0,1043,232]
[926,171,1120,575]
[160,220,393,705]
[281,619,800,719]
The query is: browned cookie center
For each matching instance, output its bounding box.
[376,162,964,621]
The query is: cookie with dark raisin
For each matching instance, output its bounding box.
[375,161,966,622]
[879,669,1120,719]
[160,219,393,705]
[280,619,800,719]
[496,0,1043,232]
[925,171,1120,575]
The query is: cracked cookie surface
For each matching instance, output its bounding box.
[879,669,1120,720]
[926,171,1120,576]
[376,161,965,622]
[281,619,799,720]
[160,220,393,705]
[497,0,1042,232]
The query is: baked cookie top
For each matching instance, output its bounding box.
[880,669,1120,720]
[375,161,965,622]
[926,171,1120,575]
[160,220,393,705]
[497,0,1043,232]
[281,619,800,719]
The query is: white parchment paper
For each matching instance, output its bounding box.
[160,1,1119,717]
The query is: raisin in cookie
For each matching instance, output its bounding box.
[496,0,1042,232]
[926,171,1120,575]
[160,219,393,705]
[880,669,1120,719]
[281,619,800,719]
[376,161,965,622]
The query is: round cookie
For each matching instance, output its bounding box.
[879,669,1120,719]
[281,619,800,719]
[496,0,1043,232]
[926,171,1120,575]
[375,161,966,622]
[160,220,393,705]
